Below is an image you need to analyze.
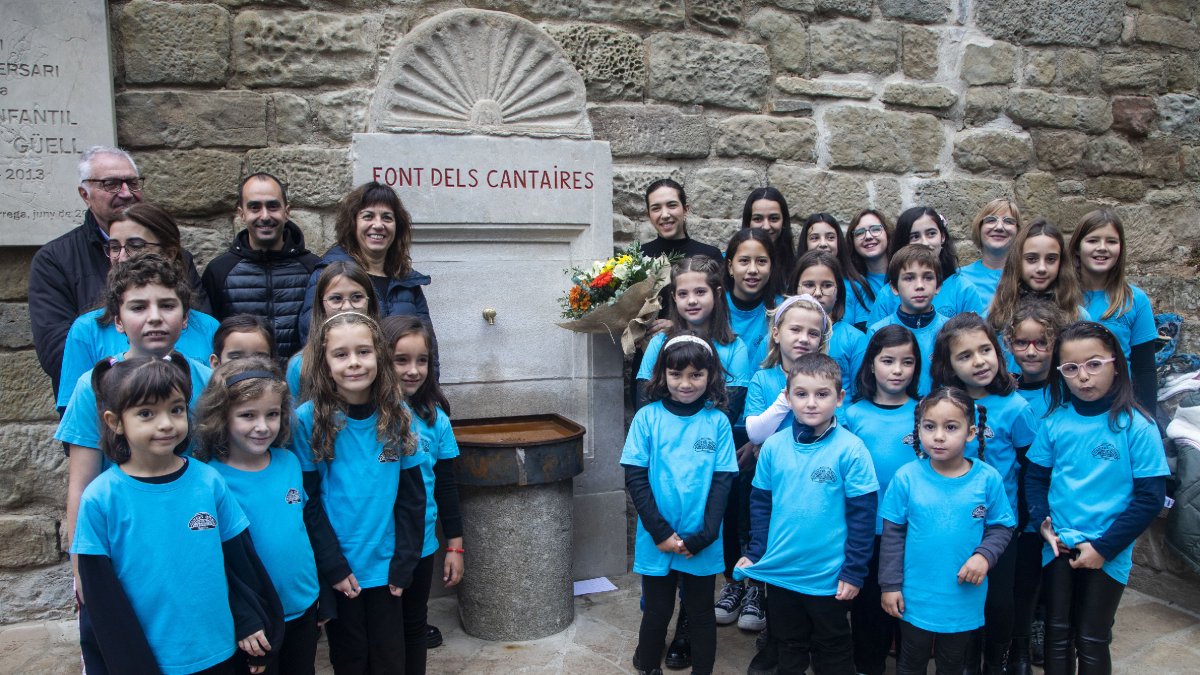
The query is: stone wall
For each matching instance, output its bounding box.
[2,0,1199,623]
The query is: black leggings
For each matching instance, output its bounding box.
[982,536,1018,657]
[400,554,436,675]
[638,572,716,674]
[766,584,855,675]
[1012,531,1044,641]
[851,536,898,675]
[1042,555,1125,675]
[325,585,407,675]
[896,621,973,675]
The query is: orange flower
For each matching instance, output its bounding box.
[590,271,614,289]
[569,285,591,312]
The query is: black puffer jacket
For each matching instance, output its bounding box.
[201,222,319,358]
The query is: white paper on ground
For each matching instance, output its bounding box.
[573,577,618,596]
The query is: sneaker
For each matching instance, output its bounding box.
[426,624,443,649]
[714,581,746,625]
[738,585,767,632]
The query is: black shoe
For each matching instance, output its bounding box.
[665,607,691,669]
[1007,637,1033,675]
[1030,618,1045,666]
[426,624,443,649]
[983,639,1009,675]
[747,631,778,675]
[633,656,665,675]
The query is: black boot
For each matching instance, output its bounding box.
[1007,637,1033,675]
[983,639,1010,675]
[1030,616,1045,666]
[665,608,691,670]
[747,627,778,675]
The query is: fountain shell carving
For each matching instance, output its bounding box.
[369,9,592,139]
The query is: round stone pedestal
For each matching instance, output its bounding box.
[452,414,585,641]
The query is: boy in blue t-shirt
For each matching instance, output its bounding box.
[867,245,950,396]
[735,353,878,674]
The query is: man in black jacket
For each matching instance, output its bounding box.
[201,173,320,358]
[29,146,145,398]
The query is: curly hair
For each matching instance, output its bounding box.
[194,357,292,462]
[99,253,192,329]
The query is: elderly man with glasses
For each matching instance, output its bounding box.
[27,145,207,398]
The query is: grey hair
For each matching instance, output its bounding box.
[78,146,138,185]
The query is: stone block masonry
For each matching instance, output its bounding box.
[3,0,1199,624]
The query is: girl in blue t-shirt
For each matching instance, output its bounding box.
[288,261,381,401]
[744,295,831,446]
[1068,209,1158,414]
[723,228,785,371]
[790,250,866,400]
[931,312,1038,672]
[196,357,321,675]
[209,314,276,368]
[740,187,796,281]
[870,206,987,323]
[382,314,464,672]
[987,219,1086,341]
[880,387,1016,675]
[622,333,738,675]
[846,209,892,331]
[290,311,425,673]
[960,198,1022,309]
[72,355,281,675]
[1026,322,1168,675]
[1003,297,1069,674]
[844,324,920,675]
[800,212,876,331]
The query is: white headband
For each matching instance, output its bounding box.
[774,293,829,333]
[664,334,714,355]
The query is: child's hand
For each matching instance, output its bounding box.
[736,443,760,472]
[957,553,990,585]
[444,537,465,587]
[1070,542,1105,570]
[734,556,753,569]
[388,584,405,597]
[1039,517,1069,557]
[656,533,684,555]
[677,540,694,559]
[881,591,904,618]
[333,573,360,599]
[648,318,673,337]
[836,580,860,601]
[238,629,271,658]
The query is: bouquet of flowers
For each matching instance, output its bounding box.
[557,242,675,354]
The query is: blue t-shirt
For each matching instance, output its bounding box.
[866,313,949,396]
[56,355,213,470]
[869,272,987,324]
[845,399,919,535]
[880,458,1015,633]
[1027,404,1169,583]
[620,401,738,577]
[286,353,304,401]
[411,407,460,558]
[57,309,219,408]
[734,425,879,595]
[829,321,865,399]
[843,279,874,329]
[967,392,1038,514]
[210,450,320,621]
[744,365,789,430]
[1016,381,1053,423]
[637,331,753,388]
[289,401,424,589]
[727,292,776,370]
[1083,286,1157,359]
[958,260,1003,313]
[72,460,248,675]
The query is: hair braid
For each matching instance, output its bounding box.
[975,404,988,464]
[912,401,926,459]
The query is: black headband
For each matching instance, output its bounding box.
[225,370,277,387]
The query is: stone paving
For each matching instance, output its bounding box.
[4,573,1199,674]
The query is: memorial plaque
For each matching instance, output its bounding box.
[0,0,116,245]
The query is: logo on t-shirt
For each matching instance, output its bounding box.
[980,425,995,440]
[285,488,301,504]
[1092,442,1120,462]
[188,512,217,530]
[972,504,987,519]
[693,437,716,453]
[938,306,956,318]
[902,432,915,446]
[811,467,836,484]
[378,446,400,463]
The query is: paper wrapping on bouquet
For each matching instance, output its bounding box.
[557,264,671,356]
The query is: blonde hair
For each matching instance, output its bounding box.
[762,296,829,369]
[969,198,1022,250]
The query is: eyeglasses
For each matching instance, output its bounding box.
[104,238,162,258]
[83,176,146,193]
[982,215,1017,227]
[852,225,884,239]
[1011,338,1050,353]
[1057,357,1115,378]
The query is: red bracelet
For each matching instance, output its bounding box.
[446,547,465,554]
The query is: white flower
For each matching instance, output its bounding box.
[612,263,631,280]
[591,260,605,275]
